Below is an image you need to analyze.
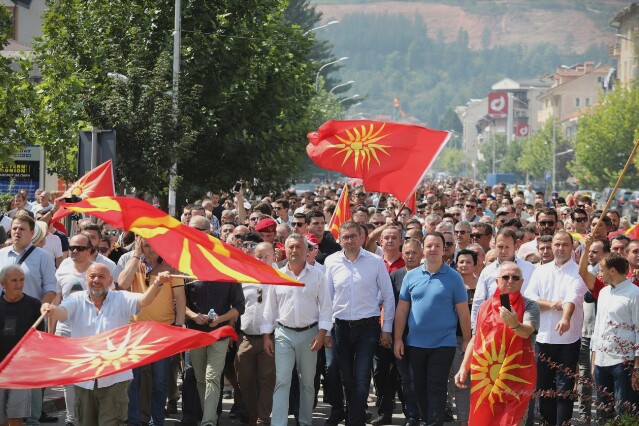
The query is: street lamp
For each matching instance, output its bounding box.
[329,80,354,94]
[315,57,348,93]
[304,20,339,36]
[339,94,359,103]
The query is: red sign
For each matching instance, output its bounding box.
[488,92,508,117]
[516,124,530,137]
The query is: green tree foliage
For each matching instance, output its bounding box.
[476,134,522,178]
[320,12,608,128]
[0,7,33,164]
[32,0,318,199]
[571,87,639,190]
[518,120,571,182]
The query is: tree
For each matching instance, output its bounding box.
[518,119,571,183]
[0,7,34,165]
[571,86,639,190]
[33,0,318,201]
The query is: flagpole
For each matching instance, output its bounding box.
[591,138,639,237]
[32,311,47,330]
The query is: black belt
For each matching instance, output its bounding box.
[335,316,380,328]
[277,321,318,332]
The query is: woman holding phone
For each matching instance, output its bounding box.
[454,262,540,426]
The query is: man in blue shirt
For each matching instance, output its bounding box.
[394,232,471,426]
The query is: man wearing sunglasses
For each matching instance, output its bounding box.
[524,231,588,426]
[290,213,309,235]
[570,208,590,235]
[52,233,94,426]
[517,207,558,259]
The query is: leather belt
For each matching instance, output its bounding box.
[335,316,380,328]
[277,321,318,332]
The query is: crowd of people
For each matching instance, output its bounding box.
[1,179,639,426]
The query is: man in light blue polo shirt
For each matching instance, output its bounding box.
[41,263,170,426]
[394,232,471,426]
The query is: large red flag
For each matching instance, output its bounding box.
[52,160,115,222]
[328,183,351,239]
[59,197,301,286]
[470,291,536,426]
[307,120,449,202]
[0,322,236,389]
[626,223,639,240]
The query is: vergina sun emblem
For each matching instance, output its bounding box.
[470,326,532,413]
[50,326,168,377]
[327,123,391,171]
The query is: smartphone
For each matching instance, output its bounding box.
[500,293,511,311]
[232,181,242,192]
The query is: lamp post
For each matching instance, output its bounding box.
[339,94,359,103]
[315,57,348,93]
[167,0,181,217]
[304,20,338,36]
[329,80,354,94]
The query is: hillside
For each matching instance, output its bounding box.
[314,1,624,53]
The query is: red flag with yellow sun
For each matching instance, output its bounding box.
[51,160,115,222]
[470,292,536,426]
[58,197,301,286]
[307,120,449,202]
[0,322,236,388]
[328,183,351,239]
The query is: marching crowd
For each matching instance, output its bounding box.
[2,180,639,426]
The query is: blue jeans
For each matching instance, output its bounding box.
[536,340,580,426]
[595,362,637,421]
[409,346,456,426]
[395,347,420,421]
[334,321,380,426]
[128,356,171,426]
[324,333,345,417]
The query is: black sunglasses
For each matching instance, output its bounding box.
[69,245,89,252]
[96,246,109,254]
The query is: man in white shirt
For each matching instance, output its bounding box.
[262,234,333,426]
[40,264,169,426]
[591,253,639,422]
[471,229,535,329]
[524,231,588,426]
[324,222,395,426]
[61,222,117,285]
[236,242,276,426]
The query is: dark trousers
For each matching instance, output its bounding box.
[395,346,420,422]
[595,362,638,421]
[373,345,398,417]
[536,340,580,426]
[324,334,345,417]
[409,346,456,426]
[334,322,380,426]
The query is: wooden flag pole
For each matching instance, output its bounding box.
[590,138,639,238]
[32,311,48,329]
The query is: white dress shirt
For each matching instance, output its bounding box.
[471,257,536,329]
[324,248,395,333]
[591,279,639,366]
[261,262,332,334]
[241,283,270,336]
[524,260,587,344]
[60,289,142,389]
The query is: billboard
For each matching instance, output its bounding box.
[0,146,44,200]
[516,124,530,137]
[488,92,509,117]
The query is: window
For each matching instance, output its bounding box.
[575,97,580,108]
[5,6,17,39]
[585,97,591,106]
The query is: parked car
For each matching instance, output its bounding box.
[596,187,630,211]
[621,190,639,222]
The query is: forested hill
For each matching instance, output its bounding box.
[312,1,621,128]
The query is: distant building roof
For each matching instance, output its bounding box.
[610,3,639,28]
[1,39,33,59]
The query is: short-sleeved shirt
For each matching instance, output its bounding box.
[55,261,90,335]
[399,262,468,348]
[60,289,142,389]
[0,244,57,301]
[474,297,540,346]
[0,294,43,361]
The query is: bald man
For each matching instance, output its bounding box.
[42,264,169,426]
